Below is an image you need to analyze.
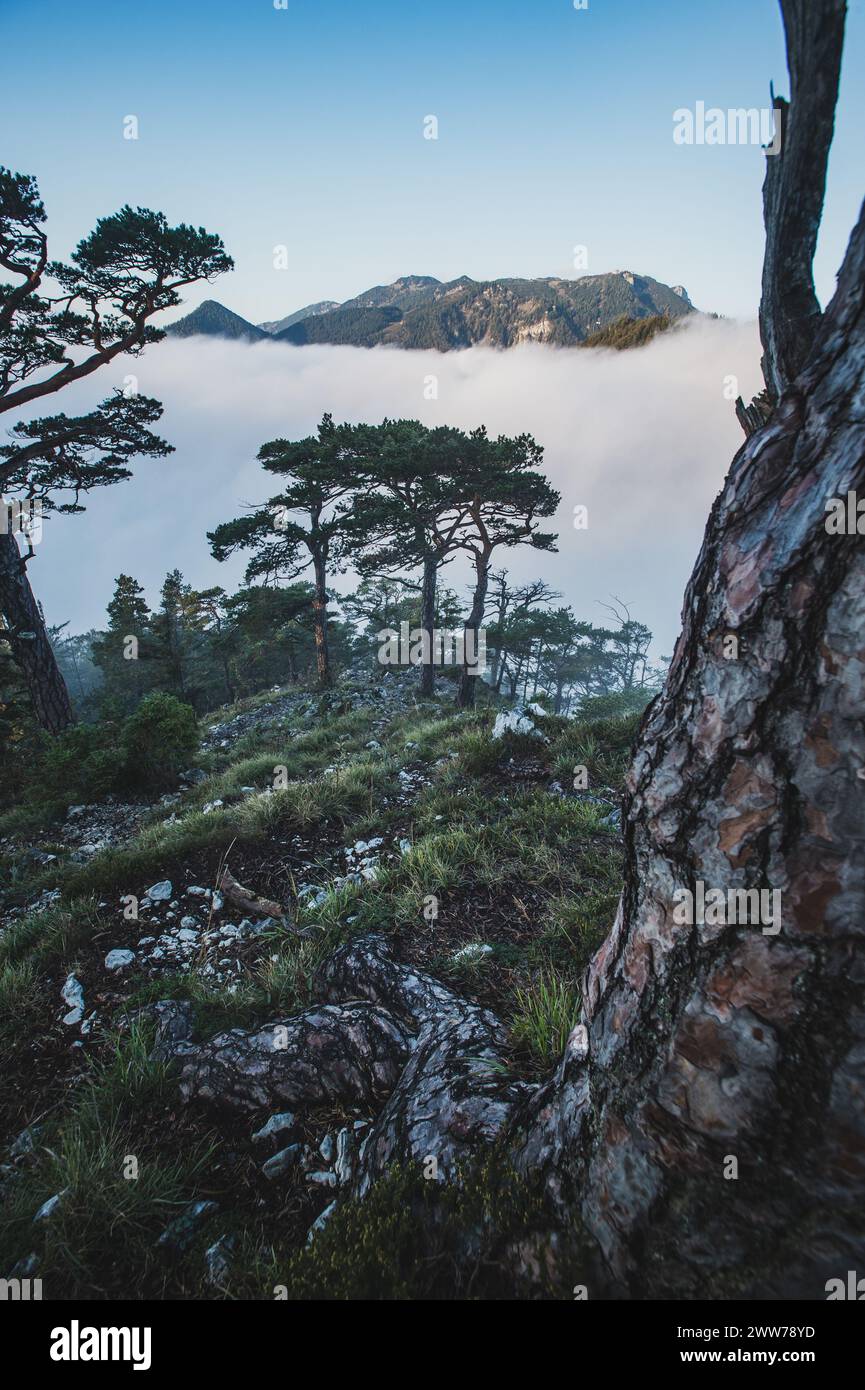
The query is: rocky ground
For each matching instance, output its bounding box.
[0,666,632,1298]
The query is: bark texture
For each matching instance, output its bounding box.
[166,936,524,1186]
[177,1000,411,1113]
[0,529,75,733]
[456,556,489,709]
[317,936,528,1191]
[311,551,331,687]
[513,200,865,1296]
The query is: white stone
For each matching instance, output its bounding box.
[492,707,544,740]
[146,880,173,902]
[104,949,135,972]
[451,942,493,965]
[306,1169,337,1188]
[61,974,84,1024]
[252,1112,296,1144]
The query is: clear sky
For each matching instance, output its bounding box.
[2,0,863,324]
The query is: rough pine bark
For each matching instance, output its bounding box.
[175,998,411,1114]
[0,529,75,733]
[513,200,865,1297]
[317,936,528,1191]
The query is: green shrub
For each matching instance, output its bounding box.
[39,721,124,802]
[120,692,198,789]
[576,689,654,722]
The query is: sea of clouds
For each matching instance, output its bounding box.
[29,315,762,656]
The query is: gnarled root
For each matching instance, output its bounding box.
[175,999,411,1113]
[160,935,527,1190]
[317,935,530,1190]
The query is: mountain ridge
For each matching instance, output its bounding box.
[167,271,695,350]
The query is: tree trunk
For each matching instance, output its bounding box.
[509,1,862,1298]
[456,553,490,709]
[311,551,331,687]
[759,0,845,400]
[419,551,437,696]
[221,654,235,705]
[513,196,865,1297]
[492,650,506,695]
[0,530,75,734]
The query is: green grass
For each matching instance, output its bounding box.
[0,898,104,971]
[0,1028,220,1298]
[549,711,641,787]
[59,757,394,904]
[0,680,639,1298]
[0,959,41,1050]
[510,970,583,1069]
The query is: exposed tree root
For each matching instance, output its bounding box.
[317,935,530,1190]
[159,935,528,1191]
[175,997,411,1113]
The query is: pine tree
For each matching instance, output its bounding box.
[0,169,231,732]
[91,574,153,713]
[209,416,355,687]
[449,429,559,708]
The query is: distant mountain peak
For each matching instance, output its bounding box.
[391,274,441,288]
[167,270,698,351]
[166,300,266,342]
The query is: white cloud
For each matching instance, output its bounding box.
[26,316,762,654]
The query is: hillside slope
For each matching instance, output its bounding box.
[0,668,636,1297]
[258,301,340,335]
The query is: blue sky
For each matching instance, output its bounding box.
[2,0,863,323]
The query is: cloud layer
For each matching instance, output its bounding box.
[26,317,762,655]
